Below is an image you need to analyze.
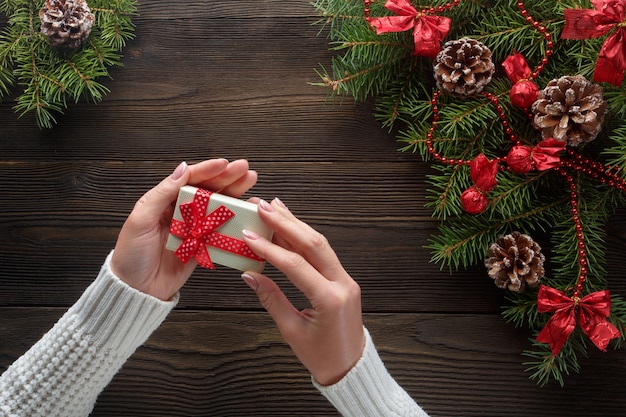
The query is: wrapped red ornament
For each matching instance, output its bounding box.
[506,138,565,174]
[502,51,538,108]
[460,154,499,214]
[166,185,273,272]
[460,186,489,214]
[510,80,539,109]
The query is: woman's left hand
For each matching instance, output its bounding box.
[111,159,257,301]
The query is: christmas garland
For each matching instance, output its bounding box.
[0,0,136,128]
[312,0,626,386]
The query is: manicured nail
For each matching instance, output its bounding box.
[241,273,259,291]
[171,161,187,180]
[258,199,275,213]
[242,229,260,240]
[273,197,288,210]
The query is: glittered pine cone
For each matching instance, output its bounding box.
[39,0,95,48]
[433,37,495,97]
[484,231,545,292]
[531,75,607,147]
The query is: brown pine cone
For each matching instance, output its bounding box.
[484,231,545,292]
[433,38,495,97]
[531,75,607,147]
[39,0,95,48]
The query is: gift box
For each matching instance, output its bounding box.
[166,185,272,272]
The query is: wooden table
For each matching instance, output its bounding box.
[2,1,626,415]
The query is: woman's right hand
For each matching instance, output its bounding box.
[241,198,365,386]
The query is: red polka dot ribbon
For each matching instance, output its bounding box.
[169,188,264,269]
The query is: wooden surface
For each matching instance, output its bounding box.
[2,1,626,416]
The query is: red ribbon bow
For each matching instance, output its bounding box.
[169,189,263,269]
[536,285,621,356]
[367,0,451,58]
[561,0,626,86]
[460,154,499,214]
[502,51,539,108]
[506,138,566,174]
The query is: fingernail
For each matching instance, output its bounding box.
[171,161,187,181]
[273,197,288,210]
[241,273,259,291]
[258,199,275,213]
[242,229,260,240]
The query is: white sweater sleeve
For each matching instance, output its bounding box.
[0,251,177,417]
[313,328,430,417]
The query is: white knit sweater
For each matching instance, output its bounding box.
[0,252,428,417]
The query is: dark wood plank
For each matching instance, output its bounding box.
[1,308,625,417]
[2,0,626,415]
[0,160,506,313]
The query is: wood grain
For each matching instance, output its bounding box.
[1,308,625,416]
[1,0,626,416]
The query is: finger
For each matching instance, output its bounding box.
[242,272,303,336]
[193,159,253,192]
[243,231,330,299]
[130,161,191,227]
[219,170,258,197]
[256,199,349,281]
[186,159,230,185]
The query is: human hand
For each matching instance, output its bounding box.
[241,199,365,386]
[110,159,257,301]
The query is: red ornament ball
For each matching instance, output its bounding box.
[510,80,538,108]
[506,145,534,173]
[460,186,488,214]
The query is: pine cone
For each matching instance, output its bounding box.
[39,0,95,48]
[531,75,607,147]
[433,37,494,97]
[484,231,545,292]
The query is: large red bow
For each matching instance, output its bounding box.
[169,189,263,269]
[506,138,566,174]
[460,154,499,214]
[561,0,626,86]
[367,0,451,58]
[536,285,621,356]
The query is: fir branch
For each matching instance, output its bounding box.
[428,197,564,270]
[0,0,137,127]
[523,337,585,387]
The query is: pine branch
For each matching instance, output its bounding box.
[0,0,137,127]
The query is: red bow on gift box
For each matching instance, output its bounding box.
[561,0,626,86]
[536,285,621,356]
[169,188,263,269]
[506,138,566,174]
[367,0,451,58]
[460,154,499,215]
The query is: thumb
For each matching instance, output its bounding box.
[133,161,189,223]
[242,272,301,330]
